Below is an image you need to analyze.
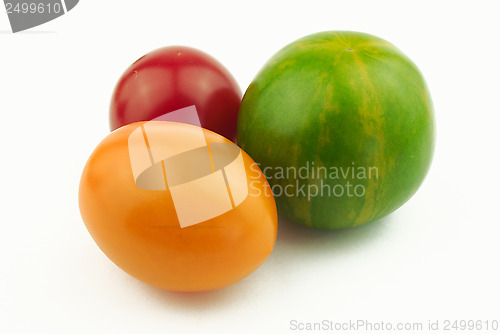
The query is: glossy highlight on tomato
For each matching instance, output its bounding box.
[110,46,242,141]
[79,121,277,292]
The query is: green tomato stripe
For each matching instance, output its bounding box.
[349,50,387,226]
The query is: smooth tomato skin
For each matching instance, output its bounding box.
[237,31,434,229]
[79,122,277,292]
[110,46,242,141]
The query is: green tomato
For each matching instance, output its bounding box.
[237,31,435,229]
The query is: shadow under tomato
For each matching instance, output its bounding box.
[267,213,396,271]
[276,213,394,247]
[136,275,255,311]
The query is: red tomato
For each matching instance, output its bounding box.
[109,46,242,141]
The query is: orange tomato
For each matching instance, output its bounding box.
[79,121,277,292]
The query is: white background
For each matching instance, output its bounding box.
[1,1,499,333]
